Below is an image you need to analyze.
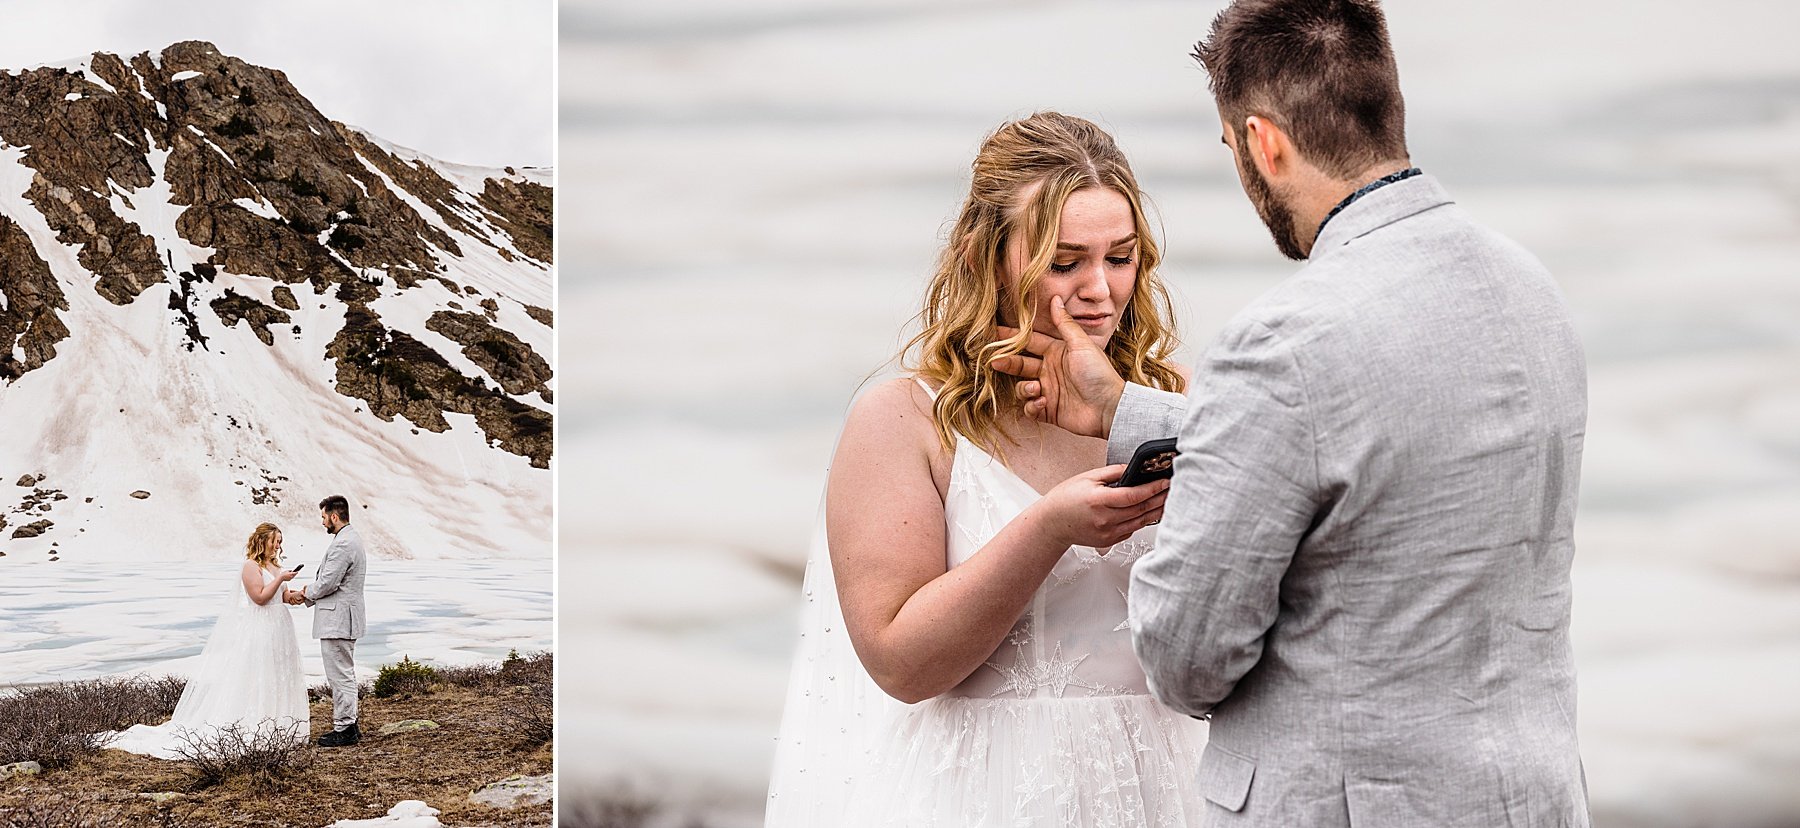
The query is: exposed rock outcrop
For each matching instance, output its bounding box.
[425,310,552,398]
[327,306,550,468]
[210,288,290,346]
[0,41,554,470]
[0,216,71,381]
[477,176,553,264]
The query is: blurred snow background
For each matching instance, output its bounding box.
[561,1,1800,825]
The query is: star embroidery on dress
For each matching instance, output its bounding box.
[987,643,1090,698]
[1051,545,1105,584]
[1107,537,1154,563]
[1005,623,1034,648]
[1014,762,1053,807]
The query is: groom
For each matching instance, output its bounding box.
[996,0,1589,824]
[285,494,367,747]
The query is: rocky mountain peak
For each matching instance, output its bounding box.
[0,43,552,560]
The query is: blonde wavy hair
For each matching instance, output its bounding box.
[901,111,1186,457]
[244,522,283,568]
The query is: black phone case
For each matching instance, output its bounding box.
[1112,437,1178,487]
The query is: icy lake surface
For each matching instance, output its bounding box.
[0,559,552,687]
[561,1,1800,825]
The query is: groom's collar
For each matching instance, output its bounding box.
[1308,171,1453,261]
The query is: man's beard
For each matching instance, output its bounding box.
[1236,132,1307,261]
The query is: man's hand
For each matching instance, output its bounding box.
[991,295,1127,439]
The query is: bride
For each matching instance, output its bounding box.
[106,522,309,759]
[767,112,1209,826]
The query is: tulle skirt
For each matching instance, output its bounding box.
[842,693,1210,827]
[105,596,308,759]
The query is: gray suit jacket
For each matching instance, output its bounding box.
[303,522,367,640]
[1119,174,1589,826]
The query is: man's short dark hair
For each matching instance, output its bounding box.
[1194,0,1409,179]
[319,495,350,522]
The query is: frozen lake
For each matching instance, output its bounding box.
[562,0,1800,825]
[0,559,552,687]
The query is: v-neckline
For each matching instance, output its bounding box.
[955,434,1053,500]
[916,376,1061,500]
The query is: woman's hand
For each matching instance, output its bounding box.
[1028,464,1169,550]
[277,568,298,583]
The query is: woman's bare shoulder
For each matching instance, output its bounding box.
[846,376,937,429]
[837,375,947,472]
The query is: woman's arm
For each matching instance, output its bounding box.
[830,379,1168,703]
[242,561,296,605]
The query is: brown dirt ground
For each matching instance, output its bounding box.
[0,684,551,827]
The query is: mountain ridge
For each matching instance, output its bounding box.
[0,41,553,562]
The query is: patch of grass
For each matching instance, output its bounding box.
[0,662,553,827]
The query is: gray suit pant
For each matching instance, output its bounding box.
[321,638,358,729]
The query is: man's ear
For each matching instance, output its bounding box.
[1242,115,1290,180]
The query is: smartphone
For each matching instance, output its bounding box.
[289,563,306,573]
[1111,438,1178,488]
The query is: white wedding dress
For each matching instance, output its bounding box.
[105,564,308,759]
[767,388,1210,827]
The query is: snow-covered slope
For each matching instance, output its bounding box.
[0,41,552,562]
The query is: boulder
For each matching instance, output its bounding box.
[0,761,41,781]
[469,772,553,809]
[378,719,439,735]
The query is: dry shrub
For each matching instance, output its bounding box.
[0,676,187,769]
[307,679,372,703]
[556,791,657,828]
[436,661,502,689]
[498,650,552,747]
[169,720,311,790]
[502,681,553,747]
[499,649,553,688]
[0,795,192,828]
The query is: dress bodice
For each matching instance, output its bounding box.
[235,565,279,609]
[942,434,1156,699]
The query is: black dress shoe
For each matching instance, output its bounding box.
[316,723,361,747]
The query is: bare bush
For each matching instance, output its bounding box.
[0,795,193,828]
[499,649,553,688]
[169,720,311,790]
[436,661,502,689]
[307,679,371,703]
[502,681,554,747]
[496,650,552,747]
[0,676,188,768]
[556,791,657,828]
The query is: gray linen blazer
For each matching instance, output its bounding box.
[1118,174,1590,826]
[303,522,367,641]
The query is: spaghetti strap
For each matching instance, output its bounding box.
[913,376,939,401]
